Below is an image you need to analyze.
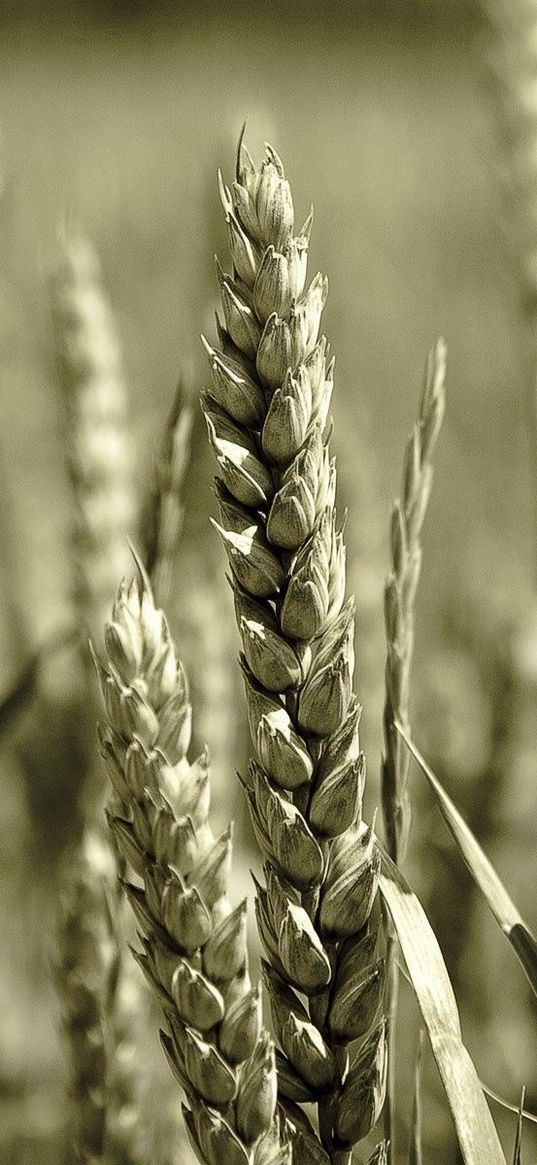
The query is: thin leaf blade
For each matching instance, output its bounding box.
[396,723,537,998]
[513,1087,525,1165]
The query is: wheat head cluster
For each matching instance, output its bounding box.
[5,110,537,1165]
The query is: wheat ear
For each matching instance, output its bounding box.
[482,0,537,303]
[482,0,537,574]
[95,563,287,1165]
[380,341,445,1164]
[202,135,387,1165]
[50,229,135,651]
[381,339,446,865]
[140,378,193,606]
[56,829,141,1164]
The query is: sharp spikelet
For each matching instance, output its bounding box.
[203,135,386,1164]
[56,829,142,1164]
[96,563,285,1164]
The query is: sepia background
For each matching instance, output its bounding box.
[0,1,536,1162]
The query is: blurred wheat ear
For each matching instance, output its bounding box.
[48,228,149,1164]
[50,227,136,653]
[56,829,142,1165]
[45,228,137,832]
[202,133,387,1164]
[96,562,287,1164]
[482,0,537,570]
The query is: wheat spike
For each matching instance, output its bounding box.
[481,0,537,554]
[56,829,142,1164]
[381,339,446,866]
[140,378,193,606]
[482,0,537,305]
[202,134,387,1164]
[96,563,288,1165]
[50,228,138,828]
[50,229,135,651]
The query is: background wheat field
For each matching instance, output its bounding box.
[1,2,536,1163]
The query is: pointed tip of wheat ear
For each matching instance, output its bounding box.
[127,539,154,596]
[236,119,248,176]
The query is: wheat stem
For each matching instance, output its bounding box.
[203,134,387,1163]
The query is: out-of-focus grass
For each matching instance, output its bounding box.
[0,7,536,1163]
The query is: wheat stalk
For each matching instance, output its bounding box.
[139,378,193,606]
[202,134,387,1165]
[95,561,288,1165]
[56,829,141,1165]
[380,340,445,1163]
[50,228,136,651]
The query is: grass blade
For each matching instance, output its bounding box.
[396,723,537,998]
[482,1083,536,1129]
[378,850,507,1165]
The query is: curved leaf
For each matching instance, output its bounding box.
[378,850,507,1165]
[396,724,537,998]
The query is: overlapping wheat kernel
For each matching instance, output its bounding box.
[203,136,387,1165]
[96,565,288,1165]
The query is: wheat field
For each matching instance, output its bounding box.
[0,3,536,1164]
